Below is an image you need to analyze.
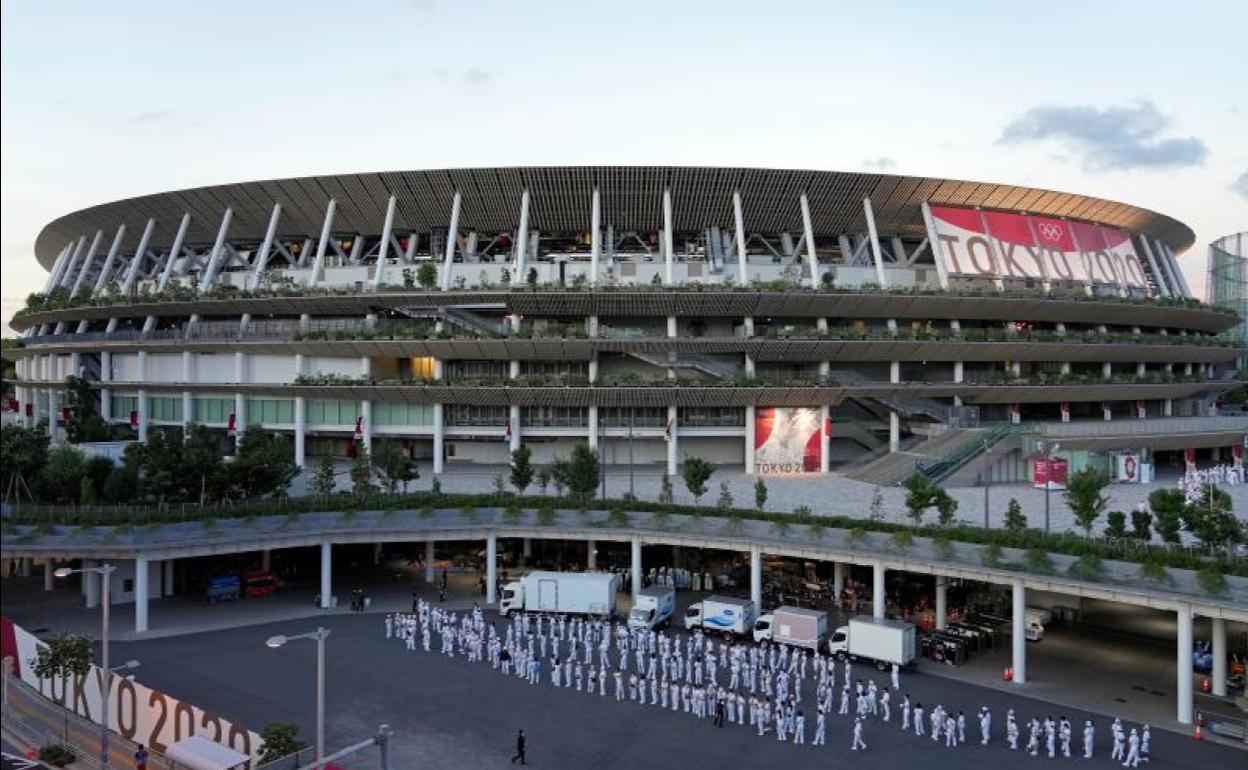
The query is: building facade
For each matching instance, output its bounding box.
[9,167,1244,479]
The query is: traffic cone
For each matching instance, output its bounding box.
[1200,677,1211,694]
[1003,667,1013,682]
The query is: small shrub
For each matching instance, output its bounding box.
[981,543,1004,568]
[39,745,76,768]
[771,517,791,536]
[537,503,556,526]
[1198,565,1228,597]
[891,530,913,550]
[932,535,954,561]
[1137,559,1173,586]
[847,526,867,544]
[1066,553,1104,582]
[502,502,521,525]
[1024,547,1054,574]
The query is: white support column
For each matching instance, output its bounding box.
[83,560,100,608]
[750,544,762,612]
[134,557,149,633]
[43,558,55,591]
[371,195,398,289]
[1176,603,1194,723]
[820,405,831,473]
[294,396,306,467]
[872,561,886,619]
[320,541,333,609]
[508,404,521,452]
[587,404,599,450]
[799,192,821,288]
[833,562,845,606]
[309,199,338,287]
[486,533,497,605]
[43,243,73,292]
[425,541,435,583]
[1012,579,1027,684]
[863,197,888,287]
[662,188,675,285]
[154,214,193,295]
[69,230,105,297]
[666,405,678,477]
[1211,616,1227,697]
[432,403,445,474]
[248,203,283,290]
[630,535,643,598]
[935,578,948,630]
[733,189,748,285]
[744,405,756,474]
[522,538,532,567]
[889,359,901,452]
[163,559,174,597]
[361,400,373,454]
[590,187,602,287]
[920,201,951,290]
[1137,235,1171,297]
[57,236,90,290]
[117,218,157,299]
[587,540,597,570]
[90,225,128,296]
[439,192,462,291]
[199,207,234,293]
[1153,239,1183,298]
[136,387,149,443]
[515,188,531,279]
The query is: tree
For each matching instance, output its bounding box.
[716,481,734,511]
[549,457,569,497]
[1104,510,1127,539]
[681,457,715,505]
[526,266,538,287]
[83,456,114,500]
[78,476,96,505]
[754,478,768,511]
[311,455,337,498]
[258,723,307,764]
[29,633,93,680]
[1064,467,1110,537]
[868,486,885,522]
[1149,488,1185,544]
[102,463,138,503]
[415,262,438,290]
[935,491,959,526]
[1004,497,1027,532]
[659,475,674,505]
[226,429,297,499]
[536,468,551,496]
[39,445,86,503]
[1182,484,1241,550]
[63,375,109,443]
[374,443,417,494]
[901,473,952,526]
[350,445,375,496]
[509,445,534,495]
[561,442,600,502]
[1130,508,1152,541]
[1,423,49,499]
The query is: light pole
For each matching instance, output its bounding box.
[53,563,117,768]
[266,627,330,770]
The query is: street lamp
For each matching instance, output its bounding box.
[266,627,330,770]
[54,563,117,768]
[1037,441,1060,534]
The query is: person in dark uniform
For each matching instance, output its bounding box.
[511,729,526,765]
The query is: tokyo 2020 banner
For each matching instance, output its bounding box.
[929,205,1148,290]
[754,407,822,475]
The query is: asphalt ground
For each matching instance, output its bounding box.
[109,611,1243,770]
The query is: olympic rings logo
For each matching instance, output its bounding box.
[1037,222,1063,241]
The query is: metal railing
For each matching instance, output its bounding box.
[1030,415,1248,438]
[918,423,1019,482]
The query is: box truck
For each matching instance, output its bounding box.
[753,606,828,650]
[628,586,676,630]
[499,571,619,617]
[827,616,917,669]
[683,595,757,636]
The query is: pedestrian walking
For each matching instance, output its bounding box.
[510,730,527,765]
[852,716,867,751]
[134,745,149,770]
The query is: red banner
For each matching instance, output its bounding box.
[754,407,821,474]
[1033,456,1068,490]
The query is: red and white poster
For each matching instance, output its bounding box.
[754,407,821,475]
[929,205,1149,291]
[1114,453,1142,483]
[1033,456,1068,490]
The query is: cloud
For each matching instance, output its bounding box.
[129,110,174,124]
[1233,170,1248,201]
[862,157,896,170]
[998,101,1207,172]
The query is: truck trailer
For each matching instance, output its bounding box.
[827,616,917,669]
[683,595,757,637]
[499,571,619,617]
[753,606,828,650]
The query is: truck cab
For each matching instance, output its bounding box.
[499,581,524,616]
[753,615,774,644]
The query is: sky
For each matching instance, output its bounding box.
[2,0,1246,333]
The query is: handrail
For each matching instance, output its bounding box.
[918,423,1019,482]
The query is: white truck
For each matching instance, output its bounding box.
[628,586,676,630]
[827,616,917,669]
[499,571,619,617]
[683,595,757,637]
[752,606,828,650]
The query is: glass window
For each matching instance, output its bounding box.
[373,402,433,426]
[193,397,234,424]
[307,399,360,426]
[246,398,295,425]
[111,395,138,420]
[148,396,183,422]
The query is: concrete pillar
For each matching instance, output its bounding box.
[261,549,272,572]
[587,540,597,570]
[889,412,900,453]
[44,558,55,591]
[486,533,497,604]
[432,403,445,474]
[294,396,306,467]
[522,538,532,567]
[83,559,100,608]
[1211,616,1227,697]
[361,400,373,454]
[1012,579,1027,684]
[134,557,149,633]
[508,404,521,452]
[935,579,947,630]
[163,559,174,597]
[1177,603,1193,724]
[587,405,599,450]
[425,541,435,583]
[872,561,885,619]
[744,405,756,474]
[20,558,31,578]
[319,541,332,610]
[820,405,830,473]
[750,545,762,612]
[631,536,643,598]
[666,405,678,476]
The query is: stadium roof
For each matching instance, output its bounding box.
[33,166,1197,269]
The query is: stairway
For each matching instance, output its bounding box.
[395,304,506,336]
[846,427,978,486]
[625,351,741,378]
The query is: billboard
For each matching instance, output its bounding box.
[754,407,821,475]
[929,205,1148,291]
[0,617,264,763]
[1032,456,1068,490]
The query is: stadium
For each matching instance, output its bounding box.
[8,166,1246,485]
